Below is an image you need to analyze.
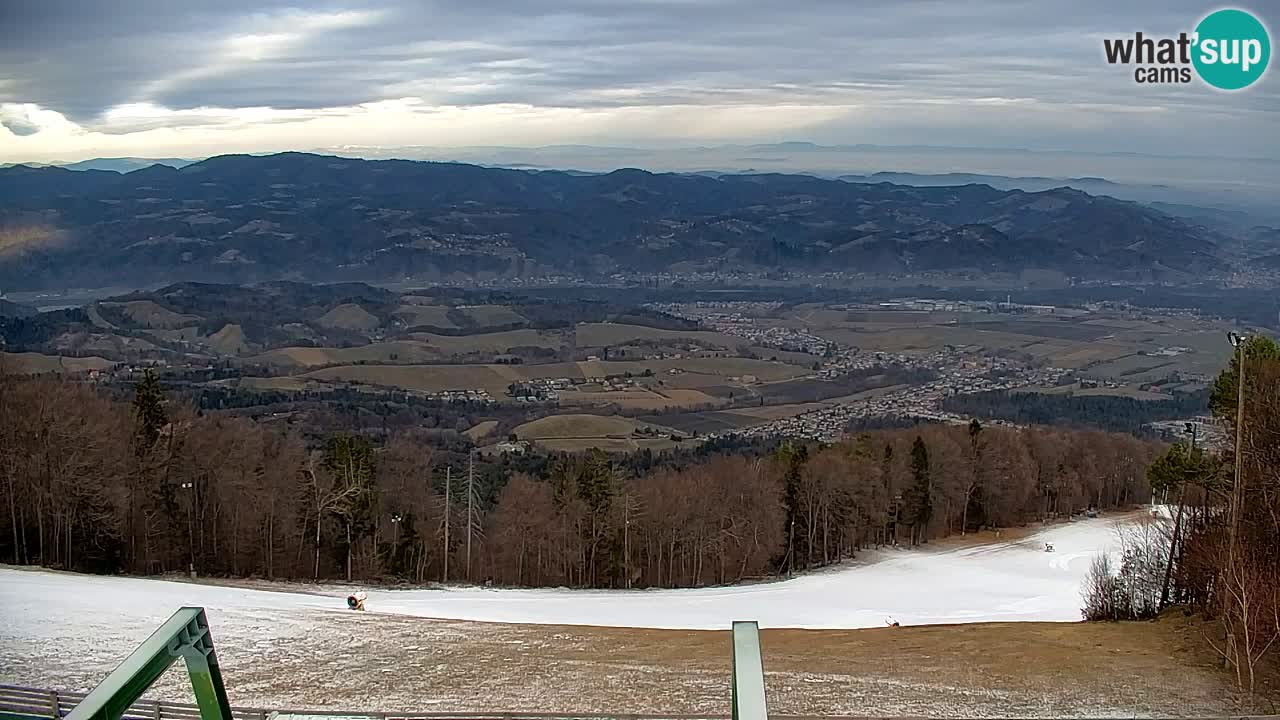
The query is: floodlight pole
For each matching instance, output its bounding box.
[1227,333,1247,563]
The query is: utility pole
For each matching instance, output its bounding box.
[443,466,451,583]
[466,450,475,582]
[623,494,631,589]
[1227,333,1248,564]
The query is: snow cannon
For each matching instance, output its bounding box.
[346,591,367,611]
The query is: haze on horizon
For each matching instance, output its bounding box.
[1,0,1276,173]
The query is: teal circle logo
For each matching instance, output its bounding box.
[1192,9,1270,90]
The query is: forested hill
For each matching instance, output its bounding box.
[0,152,1225,290]
[942,389,1209,434]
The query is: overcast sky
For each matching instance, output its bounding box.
[0,0,1276,164]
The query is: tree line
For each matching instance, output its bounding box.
[942,387,1209,434]
[1,364,1161,587]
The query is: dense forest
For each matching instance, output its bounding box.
[942,388,1209,434]
[0,362,1161,588]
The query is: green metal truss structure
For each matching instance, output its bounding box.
[57,607,232,720]
[3,607,769,720]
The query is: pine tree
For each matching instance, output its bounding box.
[132,369,168,453]
[905,436,933,545]
[777,441,809,572]
[321,434,377,582]
[963,419,985,534]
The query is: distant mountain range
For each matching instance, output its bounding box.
[0,152,1230,290]
[0,157,196,173]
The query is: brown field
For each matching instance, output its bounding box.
[557,387,720,410]
[789,308,1235,383]
[514,413,675,440]
[0,352,114,374]
[463,420,498,441]
[589,357,808,383]
[300,364,524,395]
[513,413,687,453]
[575,322,750,349]
[315,303,380,331]
[725,400,833,420]
[102,300,200,329]
[15,613,1250,717]
[252,342,443,367]
[407,329,562,354]
[534,436,687,453]
[206,324,250,355]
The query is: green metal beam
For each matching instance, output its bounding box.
[66,607,232,720]
[730,621,768,720]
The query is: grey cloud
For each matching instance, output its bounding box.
[0,107,41,135]
[0,0,1276,154]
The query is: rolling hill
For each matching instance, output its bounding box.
[0,152,1228,290]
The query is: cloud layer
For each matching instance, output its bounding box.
[0,0,1276,163]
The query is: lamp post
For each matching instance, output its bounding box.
[390,513,403,570]
[180,481,195,577]
[1226,332,1248,563]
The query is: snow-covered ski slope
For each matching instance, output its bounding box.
[1,517,1121,633]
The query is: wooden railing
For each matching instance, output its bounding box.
[0,685,730,720]
[0,686,267,720]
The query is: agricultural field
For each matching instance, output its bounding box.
[555,386,720,411]
[458,305,527,327]
[0,352,114,374]
[780,306,1234,382]
[512,414,686,452]
[463,420,498,441]
[251,341,444,367]
[99,300,200,329]
[314,303,381,331]
[640,385,908,435]
[391,303,457,328]
[293,357,809,399]
[575,322,750,350]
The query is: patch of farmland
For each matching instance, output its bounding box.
[638,411,760,434]
[575,322,749,349]
[514,414,675,440]
[459,305,527,327]
[251,341,440,367]
[0,352,114,374]
[408,329,561,354]
[102,300,200,329]
[314,303,380,331]
[392,304,457,328]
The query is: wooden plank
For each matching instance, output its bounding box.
[0,702,54,712]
